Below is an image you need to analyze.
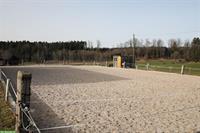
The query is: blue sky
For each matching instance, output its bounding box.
[0,0,199,47]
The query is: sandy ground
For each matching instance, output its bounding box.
[2,65,200,133]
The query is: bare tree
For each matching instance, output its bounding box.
[168,39,181,60]
[183,40,190,61]
[96,40,101,48]
[157,39,164,58]
[144,39,151,59]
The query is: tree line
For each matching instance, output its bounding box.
[0,37,199,65]
[117,37,200,62]
[0,41,87,64]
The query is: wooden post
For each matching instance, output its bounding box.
[181,65,185,75]
[5,78,10,101]
[16,71,32,133]
[106,61,108,67]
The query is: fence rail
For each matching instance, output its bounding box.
[0,69,17,103]
[135,64,200,75]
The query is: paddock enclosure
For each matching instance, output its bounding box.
[2,65,200,132]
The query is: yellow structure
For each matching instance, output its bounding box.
[113,56,121,68]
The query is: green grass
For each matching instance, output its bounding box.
[0,131,15,133]
[0,83,15,131]
[136,59,200,76]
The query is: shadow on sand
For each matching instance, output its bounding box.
[30,92,74,133]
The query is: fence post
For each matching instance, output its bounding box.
[146,63,149,71]
[181,65,185,75]
[106,61,108,67]
[16,71,32,133]
[5,78,10,101]
[135,65,138,70]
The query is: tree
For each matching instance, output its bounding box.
[157,39,164,58]
[168,39,181,60]
[183,40,190,61]
[190,37,200,61]
[144,39,151,59]
[96,40,101,48]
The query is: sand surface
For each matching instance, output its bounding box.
[2,65,200,132]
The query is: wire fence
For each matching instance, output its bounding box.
[136,63,200,76]
[0,69,41,133]
[87,61,200,76]
[0,70,17,103]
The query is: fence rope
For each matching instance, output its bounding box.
[1,70,17,99]
[188,67,200,71]
[27,110,41,133]
[20,104,41,133]
[28,91,189,104]
[39,124,84,131]
[37,104,200,132]
[1,70,8,80]
[9,82,17,98]
[137,64,200,71]
[150,65,181,69]
[21,112,33,132]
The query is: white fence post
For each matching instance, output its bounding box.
[181,65,185,75]
[135,65,138,70]
[146,63,149,71]
[5,78,10,101]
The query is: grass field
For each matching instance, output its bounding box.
[136,59,200,76]
[0,83,15,131]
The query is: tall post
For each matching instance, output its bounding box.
[16,71,32,133]
[63,44,65,65]
[5,79,10,101]
[132,34,136,68]
[135,65,138,70]
[146,63,149,71]
[181,65,185,75]
[83,42,86,65]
